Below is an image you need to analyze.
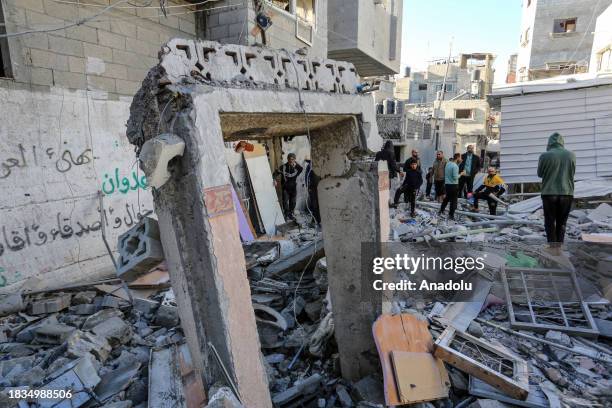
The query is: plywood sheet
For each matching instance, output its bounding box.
[244,145,284,235]
[391,351,450,404]
[372,313,436,406]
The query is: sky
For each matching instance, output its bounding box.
[400,0,523,84]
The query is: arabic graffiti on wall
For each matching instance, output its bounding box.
[0,143,93,179]
[102,168,148,195]
[0,267,22,288]
[0,203,151,259]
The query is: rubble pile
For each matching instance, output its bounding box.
[0,283,181,408]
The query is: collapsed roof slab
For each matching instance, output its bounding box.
[127,40,387,407]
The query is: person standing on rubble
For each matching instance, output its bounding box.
[471,167,506,215]
[425,167,434,199]
[403,149,422,172]
[537,132,576,253]
[375,140,403,203]
[391,160,423,216]
[304,158,321,225]
[458,144,481,198]
[432,151,447,203]
[274,153,303,221]
[439,153,462,220]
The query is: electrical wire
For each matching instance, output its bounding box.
[50,0,217,9]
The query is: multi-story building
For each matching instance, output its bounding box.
[515,0,612,81]
[506,54,517,83]
[590,3,612,73]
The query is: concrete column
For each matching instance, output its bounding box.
[149,103,272,407]
[311,119,389,380]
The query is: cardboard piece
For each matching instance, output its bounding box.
[232,186,255,242]
[391,351,450,404]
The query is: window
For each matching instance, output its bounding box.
[435,83,453,92]
[0,2,12,78]
[553,18,577,34]
[455,109,474,119]
[597,47,612,72]
[268,0,315,25]
[418,83,428,91]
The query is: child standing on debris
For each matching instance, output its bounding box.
[472,167,506,215]
[439,153,462,220]
[425,167,434,199]
[274,153,303,221]
[391,161,423,216]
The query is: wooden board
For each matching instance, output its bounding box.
[244,145,285,235]
[391,351,450,404]
[372,313,437,406]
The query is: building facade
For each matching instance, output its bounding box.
[590,3,612,74]
[515,0,612,81]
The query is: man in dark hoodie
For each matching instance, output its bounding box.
[274,153,303,220]
[375,140,403,203]
[391,161,423,216]
[537,133,576,254]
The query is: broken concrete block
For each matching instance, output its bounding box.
[133,297,159,315]
[587,203,612,222]
[72,291,97,305]
[91,316,132,347]
[139,133,185,189]
[154,304,179,327]
[71,303,98,315]
[82,308,124,331]
[95,360,141,402]
[66,330,111,362]
[101,295,123,309]
[29,294,71,315]
[545,330,573,347]
[33,323,76,345]
[272,374,323,406]
[117,217,165,282]
[0,293,24,317]
[37,354,101,408]
[11,365,46,387]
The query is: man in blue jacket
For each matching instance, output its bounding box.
[439,153,462,220]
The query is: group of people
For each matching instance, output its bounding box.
[378,141,506,221]
[274,132,576,252]
[376,133,577,251]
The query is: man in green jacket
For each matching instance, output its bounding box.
[537,133,576,252]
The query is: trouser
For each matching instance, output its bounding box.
[307,186,321,224]
[393,185,417,213]
[425,181,432,197]
[458,175,475,198]
[541,195,573,243]
[434,180,445,198]
[282,186,297,218]
[440,184,458,218]
[474,191,498,215]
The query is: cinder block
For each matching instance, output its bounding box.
[19,0,45,13]
[65,25,98,44]
[133,298,159,315]
[29,67,54,86]
[228,22,246,38]
[49,35,84,57]
[33,323,75,344]
[102,62,128,80]
[98,30,126,50]
[115,79,141,95]
[210,25,229,40]
[53,70,87,89]
[101,295,122,309]
[159,15,180,29]
[136,26,159,43]
[83,43,113,62]
[110,20,137,38]
[87,75,116,93]
[29,48,69,71]
[66,330,111,362]
[126,37,153,56]
[117,217,164,281]
[25,10,65,29]
[68,56,85,73]
[219,10,239,26]
[154,304,179,327]
[91,316,132,347]
[113,49,147,68]
[71,304,97,315]
[43,0,79,21]
[179,18,196,35]
[22,32,49,50]
[127,67,148,82]
[29,294,71,315]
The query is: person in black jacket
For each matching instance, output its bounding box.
[391,161,423,216]
[403,149,422,173]
[274,153,303,220]
[304,159,321,225]
[375,140,402,179]
[425,167,434,199]
[458,145,481,198]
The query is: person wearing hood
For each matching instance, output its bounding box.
[376,140,403,201]
[274,153,303,220]
[537,133,576,253]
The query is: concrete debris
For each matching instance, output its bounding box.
[0,293,24,317]
[117,217,165,282]
[138,133,186,189]
[0,285,187,407]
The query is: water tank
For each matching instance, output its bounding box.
[383,99,395,115]
[471,69,481,81]
[404,66,411,77]
[394,101,404,115]
[376,103,384,115]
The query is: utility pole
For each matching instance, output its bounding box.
[434,38,453,151]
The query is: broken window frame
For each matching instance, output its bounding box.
[0,1,13,78]
[501,266,599,337]
[434,326,530,400]
[597,46,612,72]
